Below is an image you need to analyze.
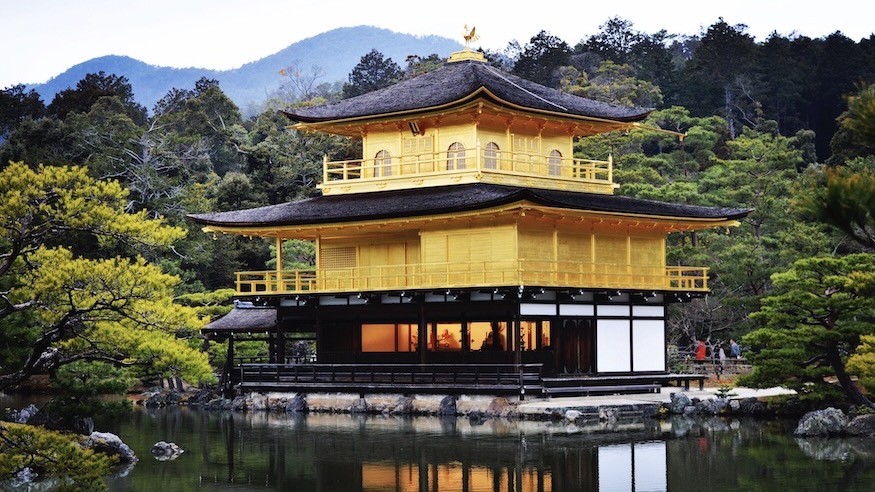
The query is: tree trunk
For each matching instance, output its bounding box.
[828,345,875,409]
[725,84,736,139]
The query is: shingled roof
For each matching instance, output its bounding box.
[282,57,651,124]
[203,305,277,334]
[188,183,749,228]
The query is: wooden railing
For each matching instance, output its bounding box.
[235,261,709,295]
[236,270,318,294]
[322,148,613,187]
[237,363,544,396]
[665,267,710,291]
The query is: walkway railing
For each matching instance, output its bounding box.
[237,363,544,396]
[318,147,616,195]
[235,261,709,295]
[323,149,611,184]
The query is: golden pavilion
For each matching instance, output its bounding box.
[190,47,748,397]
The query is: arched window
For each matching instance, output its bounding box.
[447,142,466,170]
[548,149,562,176]
[484,142,500,169]
[375,150,391,176]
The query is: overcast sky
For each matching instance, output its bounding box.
[3,0,872,88]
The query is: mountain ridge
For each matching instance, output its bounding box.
[27,26,463,115]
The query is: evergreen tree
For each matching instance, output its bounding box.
[0,162,213,391]
[341,49,402,98]
[512,30,571,87]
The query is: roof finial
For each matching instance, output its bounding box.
[463,25,479,49]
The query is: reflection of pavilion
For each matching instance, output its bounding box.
[599,442,667,491]
[193,43,747,398]
[211,412,667,491]
[354,440,666,491]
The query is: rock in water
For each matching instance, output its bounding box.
[845,414,875,437]
[151,441,185,461]
[438,395,457,416]
[83,431,138,463]
[668,393,692,414]
[794,407,849,436]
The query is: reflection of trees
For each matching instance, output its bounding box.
[666,418,875,492]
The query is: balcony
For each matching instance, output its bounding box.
[234,261,709,296]
[318,147,616,196]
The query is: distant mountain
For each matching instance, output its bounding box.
[28,26,463,115]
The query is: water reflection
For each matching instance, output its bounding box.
[101,409,679,491]
[4,393,875,492]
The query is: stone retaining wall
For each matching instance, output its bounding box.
[186,390,768,422]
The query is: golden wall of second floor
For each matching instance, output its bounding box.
[265,216,690,295]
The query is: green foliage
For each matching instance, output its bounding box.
[564,60,663,107]
[793,158,875,250]
[847,335,874,395]
[0,162,186,256]
[0,422,114,491]
[267,239,316,271]
[0,84,46,138]
[16,247,215,384]
[47,71,146,124]
[0,163,214,391]
[238,110,344,204]
[715,384,737,399]
[512,30,571,87]
[342,49,403,99]
[677,18,758,138]
[740,253,875,405]
[0,116,70,172]
[49,361,135,423]
[176,288,236,319]
[403,54,445,78]
[614,114,824,345]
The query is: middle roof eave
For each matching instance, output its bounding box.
[187,183,751,229]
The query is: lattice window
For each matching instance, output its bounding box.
[375,149,391,177]
[401,135,435,172]
[402,135,433,156]
[447,142,466,170]
[484,142,500,169]
[548,149,562,176]
[321,246,356,269]
[512,136,539,155]
[513,136,539,172]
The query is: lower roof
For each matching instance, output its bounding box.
[203,305,277,333]
[188,183,750,229]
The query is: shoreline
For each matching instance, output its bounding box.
[168,385,799,421]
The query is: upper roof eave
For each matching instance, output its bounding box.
[285,87,651,135]
[281,60,652,127]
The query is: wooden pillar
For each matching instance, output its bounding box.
[513,317,522,366]
[276,237,283,292]
[275,318,286,365]
[418,302,427,365]
[223,334,235,398]
[268,333,275,363]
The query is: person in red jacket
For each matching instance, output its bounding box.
[694,339,707,361]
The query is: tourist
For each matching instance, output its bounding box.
[694,339,707,361]
[730,339,741,359]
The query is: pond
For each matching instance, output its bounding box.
[107,405,875,491]
[4,396,875,491]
